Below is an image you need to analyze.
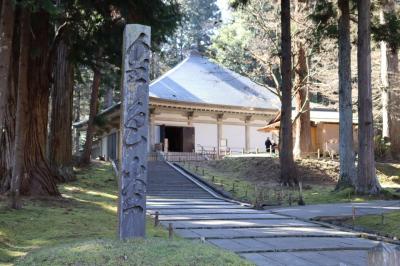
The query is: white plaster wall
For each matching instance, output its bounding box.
[222,124,245,151]
[154,125,160,144]
[193,123,218,151]
[101,136,108,158]
[249,126,271,150]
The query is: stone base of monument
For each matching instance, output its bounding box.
[367,242,400,266]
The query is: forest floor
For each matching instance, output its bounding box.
[0,162,249,266]
[177,157,400,206]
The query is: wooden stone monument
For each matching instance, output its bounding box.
[118,24,151,240]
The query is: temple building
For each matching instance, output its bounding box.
[74,52,280,160]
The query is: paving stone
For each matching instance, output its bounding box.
[255,252,321,266]
[174,227,356,239]
[208,239,248,251]
[147,201,233,206]
[162,219,318,229]
[223,237,378,252]
[148,204,247,210]
[147,208,270,215]
[154,213,288,221]
[323,250,368,265]
[291,251,366,266]
[147,198,222,202]
[240,253,283,266]
[271,201,400,220]
[207,237,378,253]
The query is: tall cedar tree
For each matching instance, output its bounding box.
[1,0,181,200]
[356,0,381,194]
[337,0,356,189]
[229,0,298,185]
[280,0,298,186]
[0,0,16,193]
[375,0,400,159]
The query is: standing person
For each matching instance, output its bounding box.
[265,137,272,152]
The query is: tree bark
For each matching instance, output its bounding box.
[356,0,381,194]
[0,0,15,193]
[293,42,312,158]
[10,8,30,208]
[48,39,75,182]
[380,7,390,141]
[74,85,81,154]
[336,0,356,189]
[279,0,298,186]
[380,0,400,160]
[388,48,400,159]
[17,10,60,196]
[79,68,101,165]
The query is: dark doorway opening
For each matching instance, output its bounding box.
[161,126,195,152]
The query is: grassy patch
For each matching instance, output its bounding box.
[0,162,249,266]
[179,158,400,206]
[344,211,400,239]
[16,239,251,266]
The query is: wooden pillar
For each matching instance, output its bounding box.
[118,24,151,240]
[149,109,155,152]
[245,116,252,153]
[217,114,223,158]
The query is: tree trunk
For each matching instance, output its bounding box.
[18,10,60,196]
[381,0,400,160]
[80,68,101,165]
[10,8,30,208]
[388,49,400,159]
[336,0,356,189]
[279,0,297,186]
[0,0,15,193]
[293,42,312,158]
[74,85,81,154]
[48,39,75,182]
[380,7,390,141]
[356,0,381,194]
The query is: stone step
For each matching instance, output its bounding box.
[174,227,358,239]
[146,208,271,215]
[152,213,288,221]
[162,219,318,230]
[241,250,369,266]
[208,237,380,253]
[147,205,246,210]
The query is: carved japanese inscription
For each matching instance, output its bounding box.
[118,24,151,240]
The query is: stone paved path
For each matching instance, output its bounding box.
[147,162,396,266]
[270,201,400,220]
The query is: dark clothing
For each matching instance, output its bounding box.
[265,139,272,152]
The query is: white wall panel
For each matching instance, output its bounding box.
[193,123,218,150]
[249,127,272,150]
[222,124,245,151]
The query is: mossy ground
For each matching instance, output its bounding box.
[344,211,400,240]
[16,238,251,266]
[178,158,400,206]
[0,162,250,266]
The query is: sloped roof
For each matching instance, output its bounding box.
[257,108,358,132]
[150,51,280,109]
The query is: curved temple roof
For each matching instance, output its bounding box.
[150,51,280,110]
